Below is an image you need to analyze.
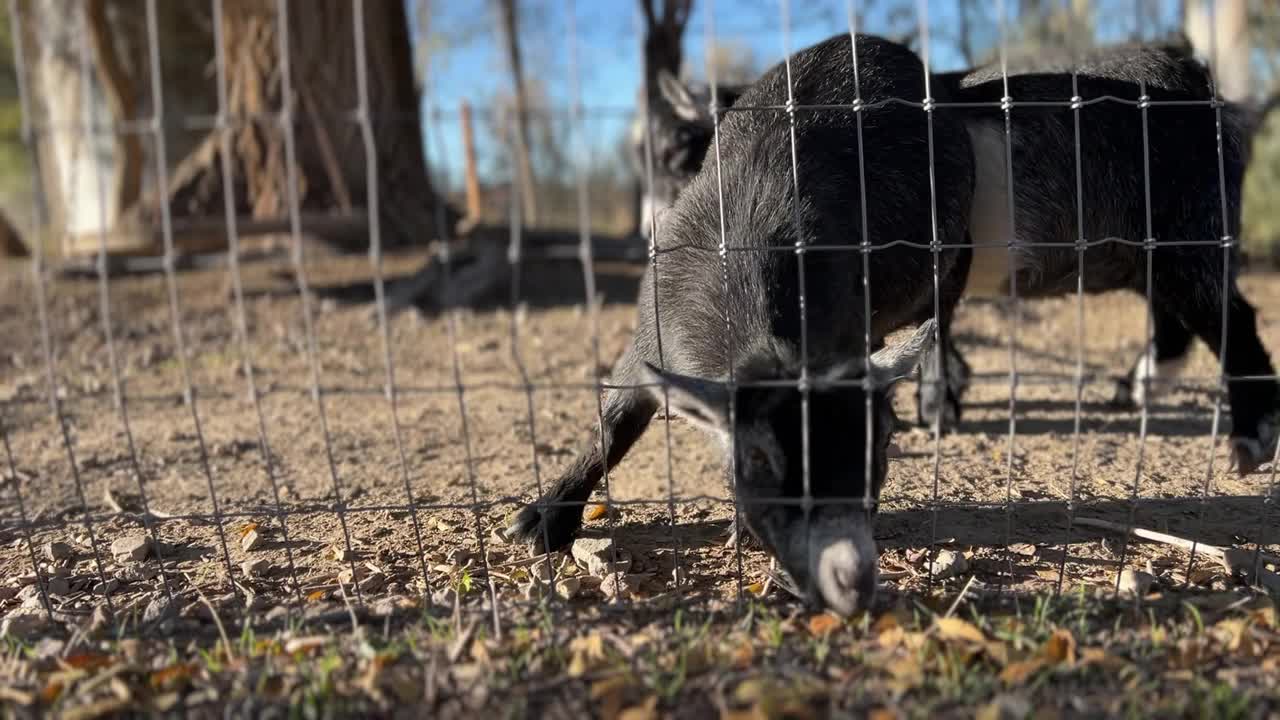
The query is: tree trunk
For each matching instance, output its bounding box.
[494,0,538,226]
[163,0,456,250]
[0,207,27,258]
[84,0,143,216]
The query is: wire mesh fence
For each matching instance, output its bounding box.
[1,0,1278,660]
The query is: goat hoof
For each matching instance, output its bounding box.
[1231,437,1277,477]
[506,502,581,554]
[1110,378,1137,409]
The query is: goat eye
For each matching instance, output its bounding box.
[747,447,770,470]
[675,127,692,143]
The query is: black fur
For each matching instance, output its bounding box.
[511,34,974,609]
[932,41,1278,473]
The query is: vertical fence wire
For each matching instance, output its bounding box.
[1059,68,1087,593]
[915,0,947,590]
[995,0,1023,591]
[79,2,175,607]
[4,3,51,623]
[350,0,431,603]
[635,4,686,603]
[565,0,630,609]
[8,0,116,621]
[206,0,304,606]
[703,0,748,608]
[1187,2,1237,586]
[138,0,241,592]
[0,402,50,621]
[777,0,817,603]
[843,0,876,546]
[273,0,364,604]
[1115,5,1158,582]
[416,11,503,633]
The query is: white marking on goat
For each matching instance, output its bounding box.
[964,121,1028,299]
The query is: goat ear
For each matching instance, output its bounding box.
[869,319,938,388]
[657,69,702,122]
[639,362,730,433]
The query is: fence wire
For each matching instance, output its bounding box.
[1,0,1275,650]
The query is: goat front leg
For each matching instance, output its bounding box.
[507,347,658,553]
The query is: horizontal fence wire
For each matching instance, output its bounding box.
[1,0,1275,653]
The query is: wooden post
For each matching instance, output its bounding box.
[460,100,482,223]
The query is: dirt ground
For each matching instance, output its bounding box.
[1,244,1278,640]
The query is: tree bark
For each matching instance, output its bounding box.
[0,207,27,258]
[83,0,143,217]
[494,0,538,226]
[162,0,456,250]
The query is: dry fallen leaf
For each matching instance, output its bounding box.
[745,581,765,596]
[731,640,755,669]
[567,633,606,677]
[617,695,659,720]
[306,589,326,603]
[868,707,901,720]
[584,504,609,521]
[149,663,195,690]
[59,652,114,671]
[590,676,630,720]
[1000,657,1048,685]
[807,613,842,637]
[39,681,63,704]
[934,617,986,644]
[1042,629,1077,665]
[239,522,259,538]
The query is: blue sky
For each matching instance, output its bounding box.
[410,0,1181,184]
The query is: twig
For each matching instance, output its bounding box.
[184,574,235,664]
[1074,516,1280,565]
[337,583,362,639]
[943,575,978,619]
[447,620,478,664]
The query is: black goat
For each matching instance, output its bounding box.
[510,33,975,614]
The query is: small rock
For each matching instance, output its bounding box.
[0,587,15,601]
[446,548,472,566]
[555,576,581,600]
[330,546,355,562]
[571,537,630,577]
[929,549,969,580]
[488,528,507,546]
[242,558,271,577]
[116,564,158,583]
[264,605,290,623]
[1,609,49,639]
[1008,543,1037,557]
[241,529,263,552]
[141,594,176,625]
[600,573,644,600]
[1118,568,1155,596]
[45,541,73,562]
[111,535,153,562]
[531,557,558,582]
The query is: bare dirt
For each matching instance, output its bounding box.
[1,246,1278,633]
